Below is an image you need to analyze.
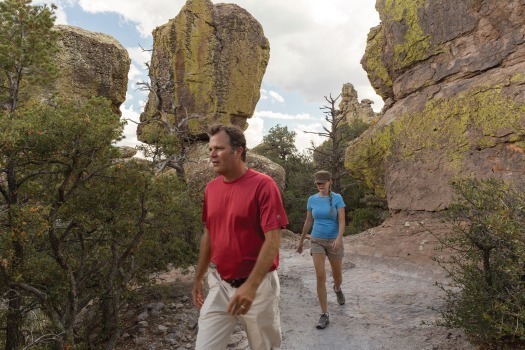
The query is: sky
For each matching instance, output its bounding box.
[34,0,382,151]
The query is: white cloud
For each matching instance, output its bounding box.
[66,0,381,110]
[245,117,264,148]
[127,63,142,83]
[76,0,180,37]
[294,123,327,151]
[254,111,314,121]
[125,47,152,99]
[37,0,384,148]
[118,104,141,147]
[268,91,284,103]
[127,46,152,67]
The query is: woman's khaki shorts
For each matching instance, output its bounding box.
[310,237,344,259]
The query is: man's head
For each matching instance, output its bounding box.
[208,124,247,161]
[208,124,247,179]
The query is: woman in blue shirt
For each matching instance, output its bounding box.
[297,170,346,329]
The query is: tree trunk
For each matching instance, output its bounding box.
[5,286,21,350]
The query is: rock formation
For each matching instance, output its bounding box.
[137,0,279,186]
[20,25,129,114]
[51,25,129,114]
[347,0,525,212]
[339,83,377,124]
[138,0,270,142]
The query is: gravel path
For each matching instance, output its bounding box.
[277,237,476,350]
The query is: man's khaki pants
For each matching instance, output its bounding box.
[195,270,281,350]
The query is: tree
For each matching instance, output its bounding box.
[305,94,369,193]
[252,124,297,162]
[1,97,201,349]
[0,3,201,348]
[306,93,386,234]
[434,178,525,347]
[0,1,57,348]
[0,0,58,112]
[252,124,314,232]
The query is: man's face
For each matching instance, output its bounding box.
[208,130,240,175]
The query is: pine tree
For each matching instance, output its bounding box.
[0,1,57,348]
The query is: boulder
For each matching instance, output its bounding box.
[183,143,285,196]
[348,0,525,211]
[50,25,129,114]
[138,0,270,142]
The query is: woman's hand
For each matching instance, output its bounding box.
[332,236,342,250]
[297,240,304,254]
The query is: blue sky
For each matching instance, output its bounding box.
[35,0,382,151]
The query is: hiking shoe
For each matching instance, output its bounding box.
[316,313,329,329]
[334,285,345,305]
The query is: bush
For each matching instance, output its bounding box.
[435,178,525,348]
[346,207,387,235]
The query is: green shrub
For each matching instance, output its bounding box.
[346,207,387,235]
[435,178,525,348]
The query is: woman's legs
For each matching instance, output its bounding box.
[327,255,343,290]
[312,252,328,313]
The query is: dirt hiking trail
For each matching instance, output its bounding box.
[116,213,478,350]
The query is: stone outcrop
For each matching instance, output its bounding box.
[347,0,525,212]
[138,0,270,142]
[339,83,378,124]
[50,25,130,114]
[182,143,286,195]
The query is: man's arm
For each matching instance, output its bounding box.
[192,227,211,308]
[227,228,281,315]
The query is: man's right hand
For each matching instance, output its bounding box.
[192,279,205,309]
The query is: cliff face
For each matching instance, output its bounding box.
[348,0,525,212]
[138,0,270,142]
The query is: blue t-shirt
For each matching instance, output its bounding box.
[307,192,346,239]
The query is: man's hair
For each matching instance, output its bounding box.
[208,124,247,161]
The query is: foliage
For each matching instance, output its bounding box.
[252,124,297,162]
[252,117,387,234]
[251,125,314,232]
[281,153,315,232]
[311,112,386,234]
[306,94,348,193]
[0,97,201,349]
[313,118,369,186]
[0,0,58,112]
[0,2,60,348]
[435,178,525,347]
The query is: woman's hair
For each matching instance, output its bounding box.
[315,170,336,217]
[328,189,335,217]
[208,124,247,161]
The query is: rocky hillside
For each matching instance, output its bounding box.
[347,0,525,211]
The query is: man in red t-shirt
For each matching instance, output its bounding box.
[192,124,288,350]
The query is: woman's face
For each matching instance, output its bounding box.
[316,181,331,195]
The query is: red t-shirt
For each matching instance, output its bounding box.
[202,168,288,279]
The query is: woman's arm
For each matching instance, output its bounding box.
[332,207,346,249]
[297,210,313,253]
